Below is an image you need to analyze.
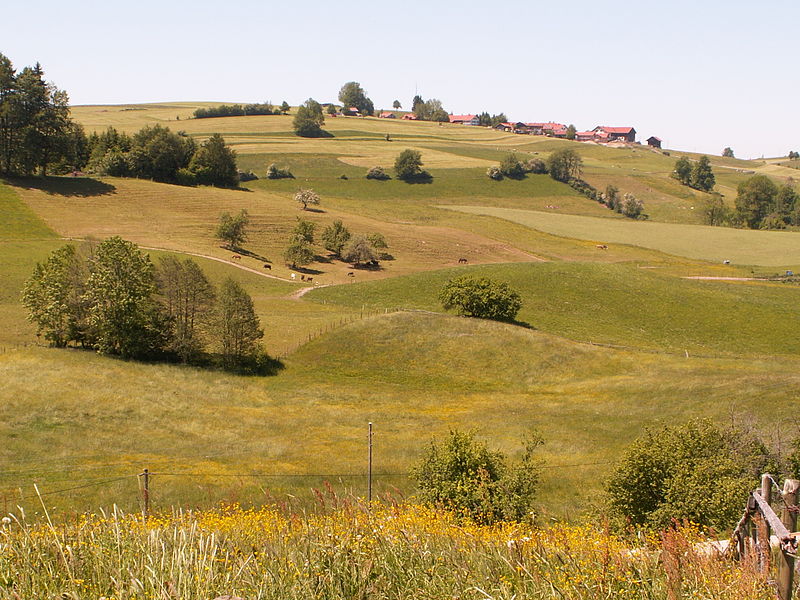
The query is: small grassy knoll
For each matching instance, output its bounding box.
[308,262,800,357]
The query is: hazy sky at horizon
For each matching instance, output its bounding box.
[4,0,798,158]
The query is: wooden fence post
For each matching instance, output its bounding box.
[759,474,773,574]
[140,468,150,520]
[778,479,800,600]
[367,422,373,504]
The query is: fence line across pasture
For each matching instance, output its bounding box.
[0,458,614,517]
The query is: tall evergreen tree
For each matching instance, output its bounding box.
[0,56,83,175]
[691,155,715,192]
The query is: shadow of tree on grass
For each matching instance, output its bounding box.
[11,176,116,197]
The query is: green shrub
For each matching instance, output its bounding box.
[266,163,294,179]
[412,429,543,524]
[439,276,522,321]
[366,165,390,180]
[524,158,547,174]
[499,153,525,179]
[606,419,771,531]
[486,166,503,180]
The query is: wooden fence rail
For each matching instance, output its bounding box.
[730,475,800,600]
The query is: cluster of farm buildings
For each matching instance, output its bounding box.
[375,110,662,148]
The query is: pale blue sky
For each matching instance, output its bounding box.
[5,0,798,158]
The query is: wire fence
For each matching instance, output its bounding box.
[0,459,615,515]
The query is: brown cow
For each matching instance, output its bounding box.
[231,254,242,260]
[458,257,468,264]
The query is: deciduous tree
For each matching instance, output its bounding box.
[189,133,238,187]
[216,209,250,249]
[321,220,351,257]
[295,188,320,210]
[735,175,778,228]
[214,277,264,369]
[546,148,582,182]
[343,235,378,266]
[292,98,326,137]
[338,81,374,116]
[673,156,693,186]
[21,243,91,347]
[84,237,166,359]
[394,149,428,181]
[156,256,216,363]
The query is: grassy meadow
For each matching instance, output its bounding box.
[0,504,773,600]
[1,102,799,522]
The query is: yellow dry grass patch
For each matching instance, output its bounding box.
[229,140,492,168]
[70,102,219,133]
[13,178,539,285]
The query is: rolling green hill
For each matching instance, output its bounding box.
[1,102,798,519]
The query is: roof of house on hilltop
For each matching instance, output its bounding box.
[449,114,478,123]
[593,126,635,134]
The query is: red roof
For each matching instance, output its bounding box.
[380,112,395,118]
[594,126,635,134]
[526,122,566,130]
[449,114,477,123]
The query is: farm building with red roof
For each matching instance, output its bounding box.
[592,126,636,143]
[449,114,480,125]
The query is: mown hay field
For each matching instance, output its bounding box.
[445,205,800,267]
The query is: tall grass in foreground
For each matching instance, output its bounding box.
[0,498,773,599]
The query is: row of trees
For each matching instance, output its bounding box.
[673,155,715,192]
[411,95,450,122]
[734,176,798,229]
[22,238,267,371]
[700,176,798,229]
[0,54,87,176]
[284,216,388,269]
[88,126,238,187]
[193,102,289,119]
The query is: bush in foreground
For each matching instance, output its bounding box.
[439,276,522,321]
[412,429,543,524]
[606,419,772,531]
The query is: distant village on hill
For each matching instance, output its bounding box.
[373,110,662,149]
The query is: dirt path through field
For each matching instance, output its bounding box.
[683,276,759,281]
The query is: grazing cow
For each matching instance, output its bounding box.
[458,257,468,264]
[595,244,608,250]
[723,259,730,265]
[291,273,296,280]
[347,272,355,277]
[300,274,305,281]
[232,254,241,260]
[307,277,313,283]
[263,263,271,270]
